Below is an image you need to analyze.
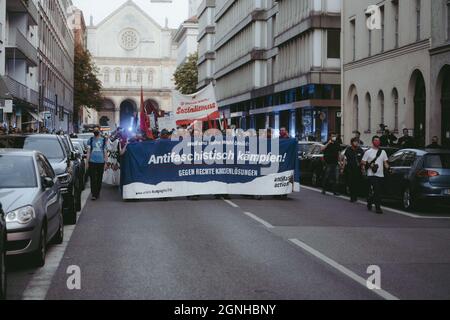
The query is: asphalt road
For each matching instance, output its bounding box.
[6,185,450,300]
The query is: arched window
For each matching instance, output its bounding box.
[366,93,372,132]
[103,68,110,83]
[115,68,121,83]
[378,90,385,127]
[148,69,154,86]
[137,69,143,83]
[126,69,132,83]
[353,95,359,131]
[392,88,399,131]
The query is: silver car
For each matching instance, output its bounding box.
[0,150,64,267]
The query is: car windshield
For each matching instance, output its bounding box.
[23,137,65,160]
[424,154,450,169]
[0,155,37,188]
[298,144,313,154]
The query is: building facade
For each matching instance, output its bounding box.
[173,15,198,68]
[87,0,177,130]
[197,0,216,90]
[204,0,341,141]
[37,0,75,133]
[342,0,450,147]
[0,0,40,132]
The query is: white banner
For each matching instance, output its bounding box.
[173,83,219,126]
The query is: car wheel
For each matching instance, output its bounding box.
[0,245,6,300]
[51,212,64,245]
[65,195,77,226]
[31,226,47,268]
[402,187,415,211]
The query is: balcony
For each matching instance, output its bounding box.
[2,76,39,107]
[6,0,38,26]
[5,30,38,67]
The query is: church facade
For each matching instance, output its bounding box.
[86,0,177,129]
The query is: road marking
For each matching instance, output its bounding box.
[300,185,450,220]
[243,212,274,229]
[289,239,400,301]
[22,188,91,300]
[223,199,239,208]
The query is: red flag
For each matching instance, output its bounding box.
[140,87,154,140]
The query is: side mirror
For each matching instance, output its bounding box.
[71,151,78,161]
[42,177,54,189]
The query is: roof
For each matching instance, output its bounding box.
[398,148,450,155]
[0,149,38,156]
[92,0,164,30]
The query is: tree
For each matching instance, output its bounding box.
[74,43,103,130]
[173,52,198,95]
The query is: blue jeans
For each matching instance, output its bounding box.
[322,163,339,193]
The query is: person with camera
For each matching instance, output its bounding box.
[321,133,341,195]
[361,136,390,214]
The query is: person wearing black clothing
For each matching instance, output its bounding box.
[344,138,364,202]
[397,129,415,148]
[427,136,442,149]
[380,129,398,147]
[321,133,341,195]
[353,131,364,146]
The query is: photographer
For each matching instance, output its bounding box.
[361,136,390,214]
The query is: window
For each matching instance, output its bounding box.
[416,0,421,41]
[350,19,356,61]
[368,29,372,56]
[115,69,121,83]
[378,91,385,126]
[327,29,340,59]
[137,69,143,83]
[402,152,417,167]
[389,151,404,167]
[447,0,450,40]
[353,95,359,131]
[393,0,399,48]
[104,68,110,83]
[126,70,132,83]
[380,5,385,52]
[148,70,154,86]
[366,93,372,132]
[392,88,399,131]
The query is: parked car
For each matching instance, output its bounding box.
[0,150,64,267]
[59,135,84,202]
[382,149,450,210]
[75,133,94,148]
[298,141,316,160]
[0,135,81,225]
[0,201,6,300]
[299,143,325,187]
[71,140,87,189]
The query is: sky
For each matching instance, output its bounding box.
[71,0,189,29]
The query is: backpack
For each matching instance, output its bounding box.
[88,136,107,152]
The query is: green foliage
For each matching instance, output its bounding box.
[173,52,199,95]
[74,43,103,123]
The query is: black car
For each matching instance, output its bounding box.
[299,143,325,187]
[0,202,6,300]
[0,135,80,225]
[383,149,450,210]
[59,135,84,207]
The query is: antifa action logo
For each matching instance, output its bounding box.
[366,5,382,31]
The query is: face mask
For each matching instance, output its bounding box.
[373,141,381,148]
[332,137,337,142]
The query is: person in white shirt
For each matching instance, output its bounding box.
[361,136,390,214]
